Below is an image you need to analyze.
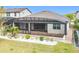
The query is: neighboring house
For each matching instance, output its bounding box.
[0,8,31,18]
[73,11,79,19]
[7,10,69,37]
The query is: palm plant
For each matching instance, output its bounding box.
[9,24,20,38]
[3,22,20,38]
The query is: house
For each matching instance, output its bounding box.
[72,11,79,19]
[1,8,69,37]
[0,8,31,18]
[7,10,69,37]
[0,8,32,25]
[75,11,79,19]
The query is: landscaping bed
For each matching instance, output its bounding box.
[0,34,58,45]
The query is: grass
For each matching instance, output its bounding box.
[0,39,78,53]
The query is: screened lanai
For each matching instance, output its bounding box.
[6,11,69,37]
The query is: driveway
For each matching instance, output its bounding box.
[65,28,74,43]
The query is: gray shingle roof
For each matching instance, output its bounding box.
[26,11,69,23]
[0,8,32,13]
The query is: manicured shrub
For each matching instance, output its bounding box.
[25,34,31,39]
[39,36,44,41]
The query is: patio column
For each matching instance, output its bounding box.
[28,23,31,34]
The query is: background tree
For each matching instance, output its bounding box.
[73,19,79,30]
[65,13,79,30]
[0,6,5,27]
[0,6,6,35]
[65,14,76,21]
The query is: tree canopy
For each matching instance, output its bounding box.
[65,13,79,30]
[0,6,5,27]
[65,14,76,21]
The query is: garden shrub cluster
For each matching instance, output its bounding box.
[0,25,20,38]
[39,36,44,41]
[38,36,54,41]
[25,34,31,39]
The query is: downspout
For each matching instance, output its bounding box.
[65,23,67,35]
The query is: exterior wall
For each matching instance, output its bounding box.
[66,22,70,35]
[2,12,20,18]
[5,13,20,17]
[67,22,70,31]
[19,9,31,17]
[47,23,65,34]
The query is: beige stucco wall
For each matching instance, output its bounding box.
[47,23,65,34]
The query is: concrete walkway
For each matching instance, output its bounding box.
[66,28,73,43]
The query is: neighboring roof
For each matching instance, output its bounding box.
[75,11,79,14]
[0,8,32,13]
[26,11,69,23]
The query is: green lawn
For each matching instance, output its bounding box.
[0,39,78,53]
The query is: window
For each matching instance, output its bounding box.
[53,23,61,29]
[14,13,16,16]
[7,12,10,16]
